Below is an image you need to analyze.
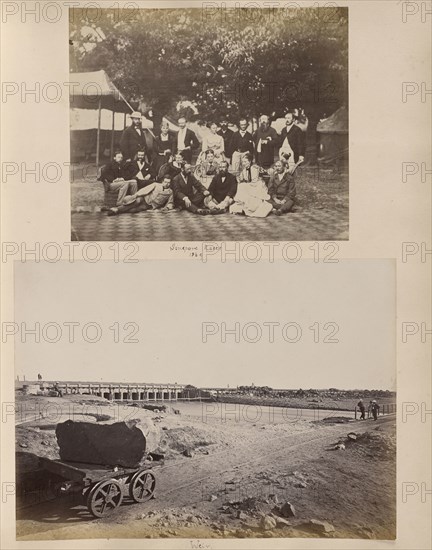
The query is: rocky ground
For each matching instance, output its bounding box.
[15,393,396,541]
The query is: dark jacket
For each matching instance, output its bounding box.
[120,125,148,161]
[217,128,234,158]
[230,130,254,155]
[253,126,278,168]
[123,160,154,189]
[279,124,305,163]
[123,160,152,181]
[174,128,200,162]
[172,172,207,203]
[157,161,182,182]
[267,170,296,201]
[100,161,127,183]
[152,133,177,158]
[208,172,238,203]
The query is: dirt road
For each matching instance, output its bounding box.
[16,412,395,541]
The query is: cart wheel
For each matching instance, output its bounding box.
[87,479,123,518]
[128,469,156,503]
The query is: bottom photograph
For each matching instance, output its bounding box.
[13,260,396,541]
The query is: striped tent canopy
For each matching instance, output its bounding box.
[69,70,132,113]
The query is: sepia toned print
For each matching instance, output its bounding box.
[70,7,349,241]
[13,260,396,540]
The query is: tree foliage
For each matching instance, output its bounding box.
[70,7,348,124]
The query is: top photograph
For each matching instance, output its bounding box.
[69,6,348,242]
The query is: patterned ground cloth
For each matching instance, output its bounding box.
[71,206,348,242]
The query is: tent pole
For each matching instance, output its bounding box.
[96,97,102,170]
[110,109,115,158]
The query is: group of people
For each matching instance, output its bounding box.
[357,399,380,420]
[99,111,306,218]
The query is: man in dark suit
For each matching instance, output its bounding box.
[253,114,278,169]
[278,111,305,173]
[230,118,255,173]
[99,151,138,206]
[120,111,148,162]
[217,118,234,161]
[123,150,154,190]
[205,160,238,211]
[172,163,211,214]
[174,117,199,163]
[267,159,296,215]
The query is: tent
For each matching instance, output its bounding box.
[316,106,348,164]
[69,70,153,168]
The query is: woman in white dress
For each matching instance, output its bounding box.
[229,153,272,218]
[198,122,226,162]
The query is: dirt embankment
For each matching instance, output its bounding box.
[15,393,396,541]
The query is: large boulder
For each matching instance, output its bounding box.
[56,419,159,468]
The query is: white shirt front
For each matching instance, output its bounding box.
[177,128,187,150]
[136,160,145,180]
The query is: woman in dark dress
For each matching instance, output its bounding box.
[151,121,176,177]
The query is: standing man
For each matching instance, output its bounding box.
[253,115,278,170]
[120,111,148,162]
[205,160,238,211]
[370,400,380,421]
[357,399,366,420]
[172,163,211,214]
[217,118,234,162]
[230,118,254,174]
[99,151,138,206]
[123,150,154,190]
[278,111,305,173]
[267,159,296,215]
[175,117,199,164]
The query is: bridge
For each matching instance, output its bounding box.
[19,381,186,402]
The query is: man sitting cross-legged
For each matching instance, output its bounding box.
[107,175,175,216]
[100,151,138,206]
[267,159,296,215]
[204,160,237,212]
[172,163,213,215]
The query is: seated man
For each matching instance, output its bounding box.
[267,159,296,215]
[194,149,220,188]
[99,151,138,206]
[172,163,212,215]
[204,160,237,212]
[123,150,154,190]
[107,175,175,216]
[157,152,184,182]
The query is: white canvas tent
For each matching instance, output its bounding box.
[69,70,152,168]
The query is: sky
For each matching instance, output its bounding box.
[13,260,396,390]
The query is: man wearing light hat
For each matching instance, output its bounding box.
[120,111,148,163]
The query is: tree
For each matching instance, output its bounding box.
[70,7,348,125]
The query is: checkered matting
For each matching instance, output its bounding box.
[71,207,348,242]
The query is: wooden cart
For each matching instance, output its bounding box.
[39,455,161,518]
